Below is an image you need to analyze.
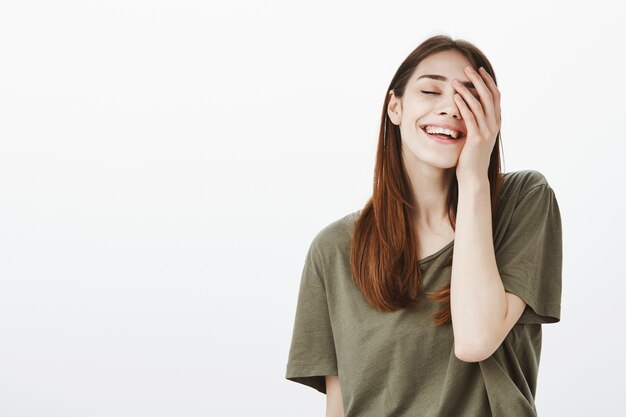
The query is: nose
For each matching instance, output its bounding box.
[438,90,462,119]
[438,105,461,119]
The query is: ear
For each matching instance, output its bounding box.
[387,90,402,126]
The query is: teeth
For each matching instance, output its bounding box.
[424,125,461,139]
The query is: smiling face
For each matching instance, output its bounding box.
[387,49,480,169]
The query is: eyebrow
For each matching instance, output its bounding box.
[417,74,476,90]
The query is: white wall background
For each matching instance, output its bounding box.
[0,0,623,416]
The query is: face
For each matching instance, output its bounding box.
[387,50,480,169]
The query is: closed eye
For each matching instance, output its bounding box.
[421,90,439,95]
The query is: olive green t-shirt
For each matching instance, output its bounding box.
[285,170,562,417]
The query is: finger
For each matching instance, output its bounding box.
[463,66,494,133]
[477,67,501,128]
[454,93,478,140]
[453,78,487,133]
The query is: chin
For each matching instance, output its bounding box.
[405,148,459,170]
[428,160,458,170]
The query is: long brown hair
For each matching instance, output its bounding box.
[350,34,505,325]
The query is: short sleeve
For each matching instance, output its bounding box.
[495,183,562,324]
[285,243,338,394]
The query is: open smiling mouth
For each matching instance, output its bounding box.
[420,126,466,144]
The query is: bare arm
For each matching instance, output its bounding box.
[325,375,345,417]
[450,177,525,362]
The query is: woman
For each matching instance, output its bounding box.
[285,34,562,417]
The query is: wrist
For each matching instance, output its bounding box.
[457,174,489,191]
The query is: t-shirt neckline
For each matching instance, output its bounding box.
[418,239,454,265]
[351,210,454,265]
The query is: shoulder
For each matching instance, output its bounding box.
[493,170,561,251]
[504,169,550,190]
[495,170,557,222]
[501,169,553,203]
[303,210,358,274]
[309,211,357,255]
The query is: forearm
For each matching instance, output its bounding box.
[325,375,345,417]
[450,177,507,358]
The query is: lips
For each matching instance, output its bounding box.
[419,123,466,139]
[420,126,466,144]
